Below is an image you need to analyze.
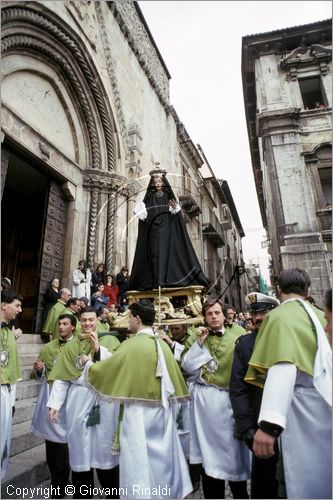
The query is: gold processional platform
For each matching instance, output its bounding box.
[108,285,205,331]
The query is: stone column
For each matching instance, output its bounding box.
[105,192,116,273]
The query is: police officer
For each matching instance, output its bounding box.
[229,292,280,499]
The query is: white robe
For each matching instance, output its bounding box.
[31,374,67,443]
[259,365,332,499]
[47,347,119,472]
[84,328,193,499]
[1,385,12,480]
[72,268,92,303]
[119,404,192,499]
[171,341,190,459]
[172,399,191,459]
[182,341,251,481]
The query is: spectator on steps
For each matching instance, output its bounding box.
[41,277,60,328]
[42,289,72,342]
[72,260,91,305]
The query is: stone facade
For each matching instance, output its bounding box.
[198,155,247,311]
[1,0,246,330]
[242,19,332,305]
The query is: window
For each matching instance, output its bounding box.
[299,77,326,110]
[181,164,191,195]
[304,146,332,211]
[318,167,332,206]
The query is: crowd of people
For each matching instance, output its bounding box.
[71,261,130,312]
[0,268,332,500]
[39,262,131,342]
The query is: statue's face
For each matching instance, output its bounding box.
[153,175,164,191]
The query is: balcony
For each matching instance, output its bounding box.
[220,206,232,230]
[202,208,226,247]
[179,194,201,219]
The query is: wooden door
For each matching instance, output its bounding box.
[35,182,68,333]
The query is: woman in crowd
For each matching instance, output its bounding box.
[42,277,60,326]
[116,266,130,310]
[91,283,108,309]
[103,275,119,310]
[72,260,91,304]
[91,263,106,294]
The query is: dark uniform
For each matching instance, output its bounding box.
[230,331,279,499]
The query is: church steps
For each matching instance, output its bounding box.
[20,365,35,380]
[17,342,42,355]
[10,420,44,456]
[1,444,49,498]
[2,334,50,496]
[13,397,38,425]
[16,379,41,400]
[18,353,40,368]
[17,334,45,344]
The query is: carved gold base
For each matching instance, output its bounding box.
[108,286,205,329]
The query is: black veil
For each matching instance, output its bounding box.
[129,169,208,291]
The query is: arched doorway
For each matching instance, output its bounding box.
[1,3,123,332]
[1,146,68,333]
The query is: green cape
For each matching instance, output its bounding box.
[183,324,245,388]
[87,333,189,404]
[96,319,110,333]
[42,300,66,338]
[48,333,120,382]
[0,326,21,384]
[245,301,326,387]
[32,337,75,380]
[62,309,82,336]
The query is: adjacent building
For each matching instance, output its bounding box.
[198,151,247,311]
[242,19,332,305]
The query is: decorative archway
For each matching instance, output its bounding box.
[1,3,122,268]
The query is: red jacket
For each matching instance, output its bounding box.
[103,284,119,307]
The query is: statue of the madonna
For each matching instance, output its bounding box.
[129,169,208,291]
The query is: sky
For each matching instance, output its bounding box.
[138,1,332,281]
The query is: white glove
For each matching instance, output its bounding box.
[133,201,148,221]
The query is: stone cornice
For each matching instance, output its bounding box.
[280,43,332,69]
[108,0,170,111]
[280,43,332,79]
[242,19,331,64]
[83,169,141,197]
[170,107,203,169]
[256,107,301,136]
[83,169,126,193]
[123,179,142,198]
[302,141,332,162]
